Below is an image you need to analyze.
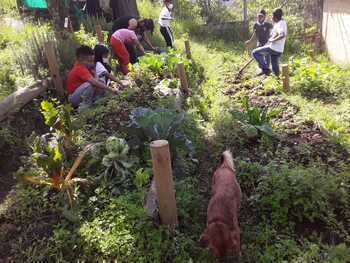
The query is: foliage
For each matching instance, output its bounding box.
[127,107,194,154]
[290,56,350,100]
[95,136,137,195]
[40,100,75,147]
[231,96,277,140]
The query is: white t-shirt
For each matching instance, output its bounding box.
[159,7,172,27]
[96,62,110,86]
[269,19,287,53]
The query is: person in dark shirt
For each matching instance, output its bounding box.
[245,10,273,68]
[246,9,273,47]
[111,16,156,63]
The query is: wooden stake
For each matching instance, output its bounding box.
[44,41,65,98]
[184,40,192,59]
[281,64,289,91]
[177,62,190,95]
[95,25,104,43]
[150,140,178,225]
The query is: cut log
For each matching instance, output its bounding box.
[145,178,159,223]
[0,79,49,122]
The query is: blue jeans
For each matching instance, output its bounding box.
[252,46,282,76]
[68,82,102,110]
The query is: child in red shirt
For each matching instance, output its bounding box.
[66,45,120,110]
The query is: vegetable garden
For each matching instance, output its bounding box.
[0,0,350,262]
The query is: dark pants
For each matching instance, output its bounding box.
[126,44,138,64]
[160,26,173,47]
[252,46,282,76]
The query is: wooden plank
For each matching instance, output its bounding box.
[150,140,178,225]
[44,41,65,98]
[281,64,290,91]
[184,40,192,59]
[0,79,49,121]
[95,25,104,43]
[177,62,190,95]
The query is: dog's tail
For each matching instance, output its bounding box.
[221,150,235,172]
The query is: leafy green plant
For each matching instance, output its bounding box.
[231,96,277,140]
[40,100,75,148]
[18,134,94,207]
[127,107,194,154]
[97,136,136,195]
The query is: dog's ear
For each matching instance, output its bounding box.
[199,233,210,248]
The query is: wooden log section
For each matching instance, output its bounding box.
[184,40,192,60]
[150,140,178,225]
[44,41,65,98]
[0,78,50,121]
[95,25,104,43]
[177,62,190,95]
[281,64,290,91]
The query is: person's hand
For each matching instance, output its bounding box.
[245,40,250,45]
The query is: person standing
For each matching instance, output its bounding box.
[252,8,287,76]
[245,10,273,67]
[159,0,174,48]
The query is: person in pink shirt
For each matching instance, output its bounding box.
[110,28,145,75]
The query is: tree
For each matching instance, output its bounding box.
[109,0,139,19]
[46,0,69,31]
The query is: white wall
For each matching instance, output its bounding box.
[322,0,350,65]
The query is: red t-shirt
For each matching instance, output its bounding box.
[66,63,93,95]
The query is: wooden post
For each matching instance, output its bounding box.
[184,40,192,59]
[150,140,178,225]
[95,25,104,43]
[177,62,190,95]
[243,0,248,23]
[44,41,65,98]
[281,64,289,91]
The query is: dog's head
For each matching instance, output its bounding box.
[200,222,240,258]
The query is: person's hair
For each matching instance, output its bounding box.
[259,9,266,16]
[272,8,283,21]
[76,45,94,59]
[141,19,154,34]
[94,44,112,72]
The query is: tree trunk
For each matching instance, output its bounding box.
[46,0,69,31]
[109,0,139,19]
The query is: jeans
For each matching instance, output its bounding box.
[252,46,282,76]
[68,82,100,111]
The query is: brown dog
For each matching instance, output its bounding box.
[200,150,241,258]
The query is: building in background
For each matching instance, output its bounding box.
[322,0,350,65]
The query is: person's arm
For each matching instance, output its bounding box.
[269,22,286,42]
[143,33,156,50]
[88,77,119,93]
[135,40,145,55]
[106,72,120,83]
[245,31,256,45]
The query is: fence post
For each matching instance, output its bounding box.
[184,40,192,59]
[281,64,290,91]
[150,140,178,225]
[177,62,190,95]
[243,0,248,22]
[95,25,104,43]
[44,41,65,98]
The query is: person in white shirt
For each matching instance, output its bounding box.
[94,44,121,86]
[252,8,287,77]
[159,0,174,48]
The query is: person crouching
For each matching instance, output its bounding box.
[110,28,145,75]
[66,45,119,111]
